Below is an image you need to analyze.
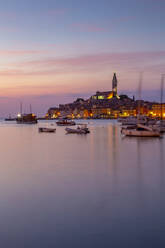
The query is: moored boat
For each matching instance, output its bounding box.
[5,117,16,121]
[38,127,56,133]
[56,119,76,126]
[16,113,38,124]
[121,124,161,137]
[65,125,90,134]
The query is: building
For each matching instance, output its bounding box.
[149,104,165,118]
[47,107,60,119]
[91,73,120,100]
[112,72,118,95]
[47,72,163,119]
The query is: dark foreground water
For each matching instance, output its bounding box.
[0,120,165,248]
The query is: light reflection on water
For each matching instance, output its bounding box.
[0,120,165,248]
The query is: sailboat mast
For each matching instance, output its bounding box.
[160,74,164,123]
[20,102,22,115]
[137,72,143,122]
[30,104,32,113]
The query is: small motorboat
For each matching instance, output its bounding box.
[121,124,161,137]
[38,127,56,133]
[56,119,76,126]
[65,125,90,134]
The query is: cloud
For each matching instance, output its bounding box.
[0,49,46,56]
[70,16,135,33]
[21,51,165,73]
[0,68,67,77]
[1,51,165,78]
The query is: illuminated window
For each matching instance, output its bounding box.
[98,95,104,99]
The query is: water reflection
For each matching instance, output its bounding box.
[0,120,165,247]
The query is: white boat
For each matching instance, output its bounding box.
[65,125,90,134]
[121,124,161,137]
[56,119,76,126]
[38,127,56,133]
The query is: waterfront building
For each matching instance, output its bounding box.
[46,73,165,120]
[149,103,165,118]
[47,107,60,119]
[91,107,112,118]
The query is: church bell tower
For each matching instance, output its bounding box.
[112,73,118,96]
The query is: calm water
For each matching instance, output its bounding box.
[0,120,165,248]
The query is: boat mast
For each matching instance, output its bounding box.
[20,102,22,116]
[30,104,32,114]
[137,72,143,123]
[160,74,165,125]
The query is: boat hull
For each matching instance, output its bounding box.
[16,120,38,124]
[65,127,89,134]
[39,127,56,133]
[56,123,76,126]
[56,120,76,126]
[121,129,160,137]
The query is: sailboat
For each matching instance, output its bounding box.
[16,103,38,124]
[121,123,161,137]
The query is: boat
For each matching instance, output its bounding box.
[16,103,38,124]
[56,119,76,126]
[5,116,16,121]
[121,124,161,137]
[16,113,38,124]
[38,127,56,133]
[65,125,90,134]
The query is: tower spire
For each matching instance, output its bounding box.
[112,73,118,95]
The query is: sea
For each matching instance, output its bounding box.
[0,119,165,248]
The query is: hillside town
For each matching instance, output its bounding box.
[46,73,165,120]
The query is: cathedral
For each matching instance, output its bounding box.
[91,73,119,100]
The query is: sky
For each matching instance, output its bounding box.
[0,0,165,116]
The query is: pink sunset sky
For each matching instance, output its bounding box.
[0,0,165,116]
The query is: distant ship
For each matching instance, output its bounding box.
[16,113,38,124]
[16,103,38,124]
